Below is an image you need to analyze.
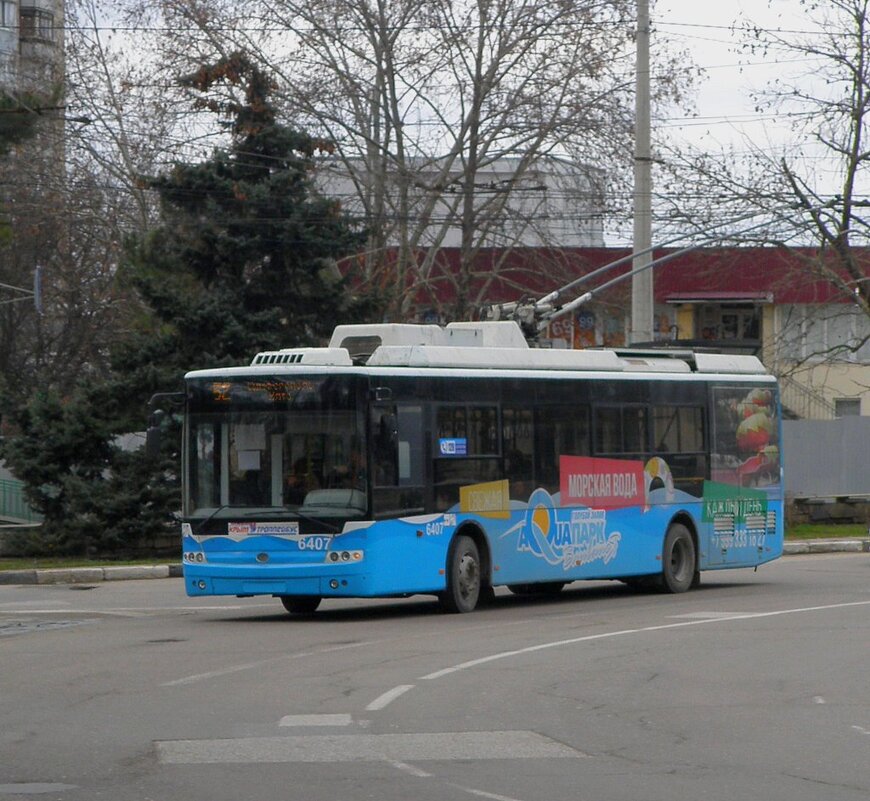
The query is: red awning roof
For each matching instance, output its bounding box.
[345,246,867,311]
[664,291,773,303]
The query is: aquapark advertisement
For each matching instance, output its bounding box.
[458,455,684,577]
[457,428,780,577]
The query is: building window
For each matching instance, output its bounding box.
[834,398,861,418]
[19,6,53,42]
[0,1,16,28]
[778,305,870,363]
[698,303,760,342]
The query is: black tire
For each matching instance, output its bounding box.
[507,582,565,596]
[478,584,496,605]
[280,595,322,615]
[439,535,481,613]
[661,523,696,593]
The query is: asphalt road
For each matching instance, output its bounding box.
[1,553,869,801]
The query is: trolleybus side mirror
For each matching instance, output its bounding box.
[144,391,184,462]
[145,410,165,461]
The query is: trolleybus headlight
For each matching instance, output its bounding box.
[329,579,339,589]
[197,580,206,590]
[326,549,364,563]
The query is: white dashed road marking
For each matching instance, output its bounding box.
[457,787,526,801]
[388,760,432,778]
[366,684,415,711]
[279,714,353,727]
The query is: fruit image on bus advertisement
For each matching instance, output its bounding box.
[711,386,781,489]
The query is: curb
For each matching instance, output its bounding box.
[782,539,870,555]
[0,541,868,586]
[0,564,183,586]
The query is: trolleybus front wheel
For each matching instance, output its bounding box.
[439,535,481,613]
[661,523,696,593]
[279,595,322,615]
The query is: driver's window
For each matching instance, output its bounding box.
[371,404,425,517]
[371,405,398,486]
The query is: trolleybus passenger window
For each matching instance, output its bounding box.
[623,407,646,452]
[594,406,648,455]
[594,407,622,453]
[502,407,534,497]
[651,405,707,493]
[469,406,498,454]
[653,406,704,453]
[533,404,590,495]
[433,404,501,511]
[435,405,499,456]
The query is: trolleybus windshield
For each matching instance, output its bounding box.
[184,375,367,519]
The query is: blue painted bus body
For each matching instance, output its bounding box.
[182,484,784,599]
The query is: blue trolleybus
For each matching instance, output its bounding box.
[178,321,783,614]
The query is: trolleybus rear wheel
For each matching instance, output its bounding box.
[439,535,481,613]
[280,595,322,615]
[661,523,696,593]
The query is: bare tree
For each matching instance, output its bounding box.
[134,0,692,320]
[0,162,131,409]
[747,0,870,316]
[64,0,202,234]
[660,0,870,320]
[1,0,192,405]
[648,0,870,416]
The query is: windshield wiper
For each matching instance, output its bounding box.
[192,505,228,537]
[292,511,340,534]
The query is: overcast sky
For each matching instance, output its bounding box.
[653,0,811,152]
[588,0,849,245]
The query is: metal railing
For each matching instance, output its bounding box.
[777,373,837,420]
[0,478,43,524]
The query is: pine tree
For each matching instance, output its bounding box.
[122,52,371,378]
[1,53,376,555]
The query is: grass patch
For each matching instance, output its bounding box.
[0,557,178,571]
[786,523,868,540]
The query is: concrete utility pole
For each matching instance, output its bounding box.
[630,0,654,344]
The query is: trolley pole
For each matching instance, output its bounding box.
[630,0,654,344]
